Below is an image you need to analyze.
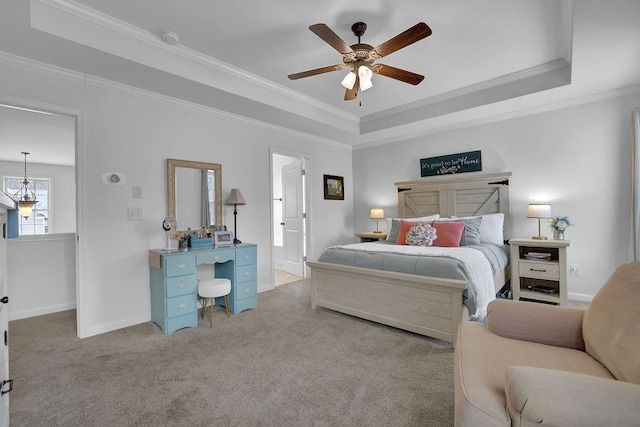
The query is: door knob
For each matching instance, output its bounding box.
[0,296,8,304]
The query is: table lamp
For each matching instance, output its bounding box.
[527,204,551,240]
[370,208,385,233]
[225,189,246,244]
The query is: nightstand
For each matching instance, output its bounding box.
[356,232,388,242]
[509,238,569,305]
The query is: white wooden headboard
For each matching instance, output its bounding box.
[395,172,512,239]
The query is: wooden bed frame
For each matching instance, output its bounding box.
[307,172,511,343]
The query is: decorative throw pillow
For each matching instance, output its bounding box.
[396,220,432,245]
[439,216,482,246]
[452,213,505,245]
[406,223,437,246]
[387,214,440,242]
[432,221,466,247]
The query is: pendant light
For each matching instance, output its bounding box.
[12,152,38,219]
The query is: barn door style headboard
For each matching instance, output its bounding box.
[395,172,512,239]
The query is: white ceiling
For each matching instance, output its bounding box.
[1,0,640,161]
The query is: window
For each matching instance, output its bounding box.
[3,177,50,235]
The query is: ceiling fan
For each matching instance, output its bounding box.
[288,22,432,101]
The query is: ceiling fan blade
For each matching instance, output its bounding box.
[309,23,356,61]
[344,75,359,101]
[288,64,347,80]
[370,22,432,59]
[372,64,425,85]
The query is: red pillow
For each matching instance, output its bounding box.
[432,221,466,247]
[396,220,432,245]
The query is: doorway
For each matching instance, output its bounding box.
[0,99,81,336]
[271,149,309,287]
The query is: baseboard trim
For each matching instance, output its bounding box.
[81,314,151,339]
[568,292,593,303]
[9,302,77,321]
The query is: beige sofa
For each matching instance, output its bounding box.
[454,261,640,427]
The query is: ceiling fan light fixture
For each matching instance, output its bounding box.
[341,71,357,90]
[358,65,373,91]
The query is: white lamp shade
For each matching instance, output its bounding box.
[341,71,357,90]
[358,66,373,91]
[370,208,385,219]
[527,204,551,218]
[225,188,246,205]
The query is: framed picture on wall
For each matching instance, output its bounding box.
[214,230,234,246]
[323,174,344,200]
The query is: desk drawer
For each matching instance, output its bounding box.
[236,280,257,300]
[165,255,195,277]
[236,246,257,266]
[166,294,197,318]
[518,261,560,280]
[236,265,256,283]
[166,275,196,298]
[196,250,234,265]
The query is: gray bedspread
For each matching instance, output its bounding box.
[317,241,509,315]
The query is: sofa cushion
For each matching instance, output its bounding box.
[583,262,640,384]
[454,322,614,426]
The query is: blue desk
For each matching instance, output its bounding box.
[149,243,257,334]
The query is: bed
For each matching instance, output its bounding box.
[307,172,511,343]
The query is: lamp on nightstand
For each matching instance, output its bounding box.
[527,203,551,240]
[370,208,385,233]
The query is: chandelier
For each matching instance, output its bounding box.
[12,152,38,219]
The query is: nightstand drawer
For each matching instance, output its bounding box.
[166,275,196,298]
[518,261,560,280]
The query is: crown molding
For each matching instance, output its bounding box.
[0,50,85,83]
[362,58,571,124]
[0,49,351,150]
[354,84,640,150]
[30,0,360,125]
[83,75,352,150]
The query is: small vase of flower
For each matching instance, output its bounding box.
[173,231,189,250]
[549,216,571,240]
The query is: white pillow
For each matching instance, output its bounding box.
[385,214,440,241]
[452,213,504,245]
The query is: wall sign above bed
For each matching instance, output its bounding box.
[420,150,482,177]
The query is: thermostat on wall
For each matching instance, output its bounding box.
[102,172,126,185]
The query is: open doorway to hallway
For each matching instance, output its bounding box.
[271,150,309,287]
[0,101,78,332]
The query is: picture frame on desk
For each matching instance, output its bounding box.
[214,231,234,246]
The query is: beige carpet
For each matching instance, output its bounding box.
[9,279,454,426]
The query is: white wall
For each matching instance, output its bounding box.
[353,93,640,301]
[0,56,353,337]
[7,234,76,320]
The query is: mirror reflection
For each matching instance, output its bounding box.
[167,159,222,231]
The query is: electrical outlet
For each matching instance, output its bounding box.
[570,264,580,276]
[127,207,143,221]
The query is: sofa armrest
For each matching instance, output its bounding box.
[487,299,586,349]
[506,366,640,427]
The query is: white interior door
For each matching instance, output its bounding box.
[282,160,304,277]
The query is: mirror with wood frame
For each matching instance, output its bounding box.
[167,159,222,231]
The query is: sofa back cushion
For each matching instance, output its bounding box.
[583,262,640,384]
